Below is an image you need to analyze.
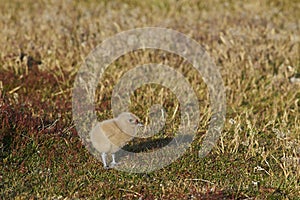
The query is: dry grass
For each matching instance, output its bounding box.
[0,0,299,199]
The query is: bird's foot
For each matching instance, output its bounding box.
[109,161,119,168]
[103,165,110,169]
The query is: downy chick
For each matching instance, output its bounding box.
[90,112,143,168]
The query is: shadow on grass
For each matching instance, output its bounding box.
[122,134,194,153]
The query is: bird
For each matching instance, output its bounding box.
[90,112,143,169]
[289,73,300,84]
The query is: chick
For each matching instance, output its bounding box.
[90,112,143,168]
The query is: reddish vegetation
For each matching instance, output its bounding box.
[0,67,76,160]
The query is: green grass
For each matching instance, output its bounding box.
[1,0,299,199]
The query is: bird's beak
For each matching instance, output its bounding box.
[135,119,143,127]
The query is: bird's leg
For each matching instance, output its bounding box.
[109,153,117,168]
[101,152,109,169]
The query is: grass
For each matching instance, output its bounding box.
[1,0,299,199]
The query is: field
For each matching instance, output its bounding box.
[1,0,300,199]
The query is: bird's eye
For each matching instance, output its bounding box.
[128,118,138,124]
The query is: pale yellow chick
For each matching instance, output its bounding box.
[90,112,143,168]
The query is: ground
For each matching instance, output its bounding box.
[0,0,299,199]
